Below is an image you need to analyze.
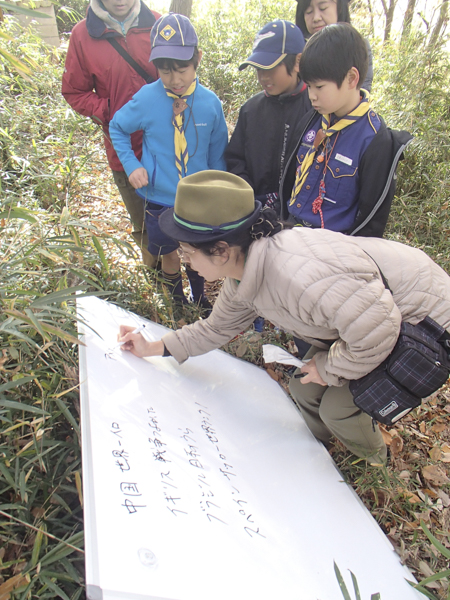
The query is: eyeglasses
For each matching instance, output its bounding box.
[177,246,196,261]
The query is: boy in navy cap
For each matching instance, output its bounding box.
[110,13,228,308]
[225,20,311,214]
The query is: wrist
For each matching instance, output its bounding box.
[145,340,164,357]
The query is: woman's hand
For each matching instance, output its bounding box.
[300,356,327,386]
[118,325,164,358]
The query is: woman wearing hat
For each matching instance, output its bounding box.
[119,171,450,463]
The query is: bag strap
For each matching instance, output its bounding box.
[363,250,450,347]
[107,38,155,84]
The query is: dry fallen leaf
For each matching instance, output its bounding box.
[399,470,411,481]
[421,488,438,498]
[436,489,450,507]
[441,453,450,463]
[422,465,450,486]
[431,422,447,433]
[429,446,442,461]
[247,333,261,343]
[400,488,422,503]
[442,444,450,453]
[235,342,248,358]
[266,368,280,382]
[0,574,29,599]
[418,561,434,578]
[380,425,394,445]
[390,437,404,456]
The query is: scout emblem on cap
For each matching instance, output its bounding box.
[160,25,176,41]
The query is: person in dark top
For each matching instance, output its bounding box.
[225,20,311,216]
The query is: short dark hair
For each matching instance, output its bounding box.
[295,0,350,37]
[282,54,299,76]
[152,47,200,71]
[299,23,368,88]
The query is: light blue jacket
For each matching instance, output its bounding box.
[109,78,228,206]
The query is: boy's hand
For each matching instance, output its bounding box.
[299,356,327,386]
[118,325,164,358]
[129,167,149,189]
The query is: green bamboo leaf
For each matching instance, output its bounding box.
[0,207,37,222]
[30,285,88,307]
[3,310,83,346]
[0,462,17,488]
[40,575,71,600]
[407,580,439,600]
[68,225,81,247]
[0,399,50,415]
[334,562,352,600]
[350,570,362,600]
[52,398,80,436]
[420,520,450,560]
[92,235,110,274]
[40,531,84,566]
[0,1,51,17]
[417,569,450,585]
[0,376,35,393]
[0,47,32,76]
[25,308,48,341]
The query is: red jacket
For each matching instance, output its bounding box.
[62,3,160,171]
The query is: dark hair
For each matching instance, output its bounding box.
[152,47,200,71]
[299,23,368,88]
[282,54,299,76]
[190,208,293,256]
[295,0,350,37]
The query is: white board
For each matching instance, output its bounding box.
[77,296,423,600]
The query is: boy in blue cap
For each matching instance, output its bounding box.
[225,20,311,214]
[110,13,228,308]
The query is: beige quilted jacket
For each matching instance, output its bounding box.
[163,228,450,386]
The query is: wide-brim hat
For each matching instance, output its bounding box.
[239,20,305,70]
[159,171,262,244]
[150,13,198,62]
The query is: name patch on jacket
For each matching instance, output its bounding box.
[335,153,353,166]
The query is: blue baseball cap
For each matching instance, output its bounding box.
[239,20,305,70]
[150,13,198,62]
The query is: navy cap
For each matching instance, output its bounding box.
[239,20,305,70]
[150,13,198,62]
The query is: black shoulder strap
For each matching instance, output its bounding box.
[107,38,154,84]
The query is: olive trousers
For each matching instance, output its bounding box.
[289,347,387,464]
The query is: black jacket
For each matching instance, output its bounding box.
[279,109,413,237]
[225,84,312,198]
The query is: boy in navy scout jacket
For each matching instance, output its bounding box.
[225,20,311,215]
[110,13,228,307]
[280,23,412,237]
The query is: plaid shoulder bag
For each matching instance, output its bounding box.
[349,259,450,425]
